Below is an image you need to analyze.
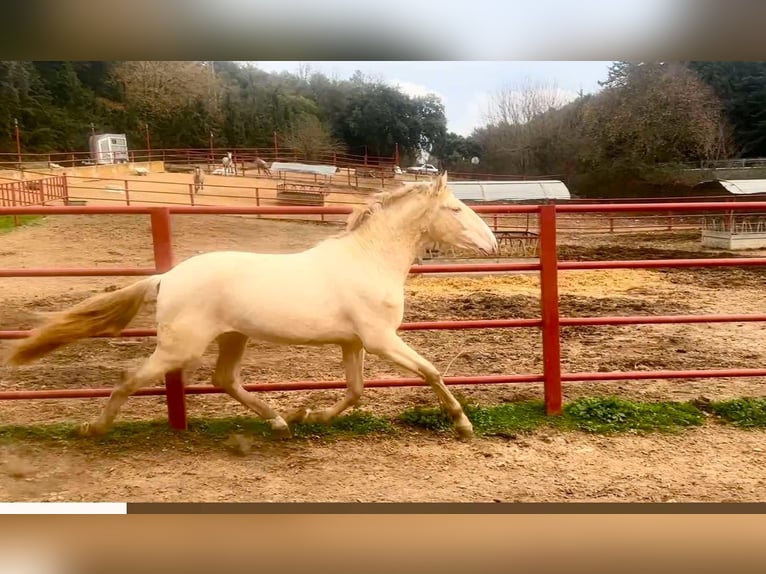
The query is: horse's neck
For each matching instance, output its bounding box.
[345,205,429,282]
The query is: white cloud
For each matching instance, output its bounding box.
[389,79,446,103]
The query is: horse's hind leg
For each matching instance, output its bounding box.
[79,323,213,437]
[288,342,365,425]
[213,332,291,438]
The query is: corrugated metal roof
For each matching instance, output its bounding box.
[693,179,766,195]
[270,162,337,177]
[448,180,570,202]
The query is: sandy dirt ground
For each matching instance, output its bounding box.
[1,206,766,502]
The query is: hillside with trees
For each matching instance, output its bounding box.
[1,60,765,197]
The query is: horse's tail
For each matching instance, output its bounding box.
[4,275,163,366]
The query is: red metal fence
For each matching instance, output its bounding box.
[24,171,742,236]
[0,147,396,171]
[0,175,68,207]
[1,201,766,430]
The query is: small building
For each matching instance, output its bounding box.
[448,180,571,203]
[89,134,129,165]
[693,179,766,250]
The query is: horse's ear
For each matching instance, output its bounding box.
[432,171,448,195]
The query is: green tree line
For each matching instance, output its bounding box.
[0,61,449,165]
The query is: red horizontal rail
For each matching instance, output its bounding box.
[5,202,766,218]
[4,313,766,342]
[18,256,759,278]
[559,313,766,326]
[558,258,766,270]
[0,374,546,400]
[0,319,545,340]
[410,262,540,273]
[0,205,356,216]
[3,366,766,402]
[556,201,766,213]
[561,368,766,382]
[0,267,154,278]
[18,258,746,279]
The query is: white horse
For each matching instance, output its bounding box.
[221,152,235,176]
[193,166,204,193]
[3,173,498,440]
[255,157,271,177]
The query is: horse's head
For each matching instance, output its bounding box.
[423,172,498,256]
[345,173,498,256]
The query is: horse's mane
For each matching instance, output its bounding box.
[344,182,432,232]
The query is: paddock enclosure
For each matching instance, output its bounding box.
[1,164,766,503]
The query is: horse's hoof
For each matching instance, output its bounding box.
[272,425,293,440]
[77,422,106,437]
[285,407,311,424]
[456,424,474,441]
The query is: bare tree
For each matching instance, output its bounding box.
[476,78,579,174]
[297,62,313,82]
[283,114,344,161]
[484,78,574,126]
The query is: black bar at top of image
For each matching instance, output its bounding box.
[127,503,766,514]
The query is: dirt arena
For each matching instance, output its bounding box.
[1,207,766,503]
[62,167,384,226]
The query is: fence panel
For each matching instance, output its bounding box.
[1,202,766,430]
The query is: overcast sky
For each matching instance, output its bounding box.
[247,61,614,136]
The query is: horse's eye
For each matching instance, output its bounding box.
[450,206,461,212]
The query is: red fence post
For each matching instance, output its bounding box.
[62,174,69,204]
[149,208,187,430]
[539,204,562,415]
[10,182,19,226]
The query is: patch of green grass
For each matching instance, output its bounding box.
[400,396,706,436]
[0,215,41,232]
[5,395,765,450]
[0,410,396,449]
[707,397,766,428]
[0,421,80,442]
[398,400,555,437]
[564,397,704,434]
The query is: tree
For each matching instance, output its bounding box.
[485,78,573,126]
[472,79,579,175]
[430,132,481,171]
[112,61,220,118]
[687,61,766,157]
[283,114,344,161]
[581,62,732,169]
[415,94,448,158]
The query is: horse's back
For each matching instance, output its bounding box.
[156,249,357,343]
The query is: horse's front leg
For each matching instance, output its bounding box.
[286,342,365,425]
[364,330,473,440]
